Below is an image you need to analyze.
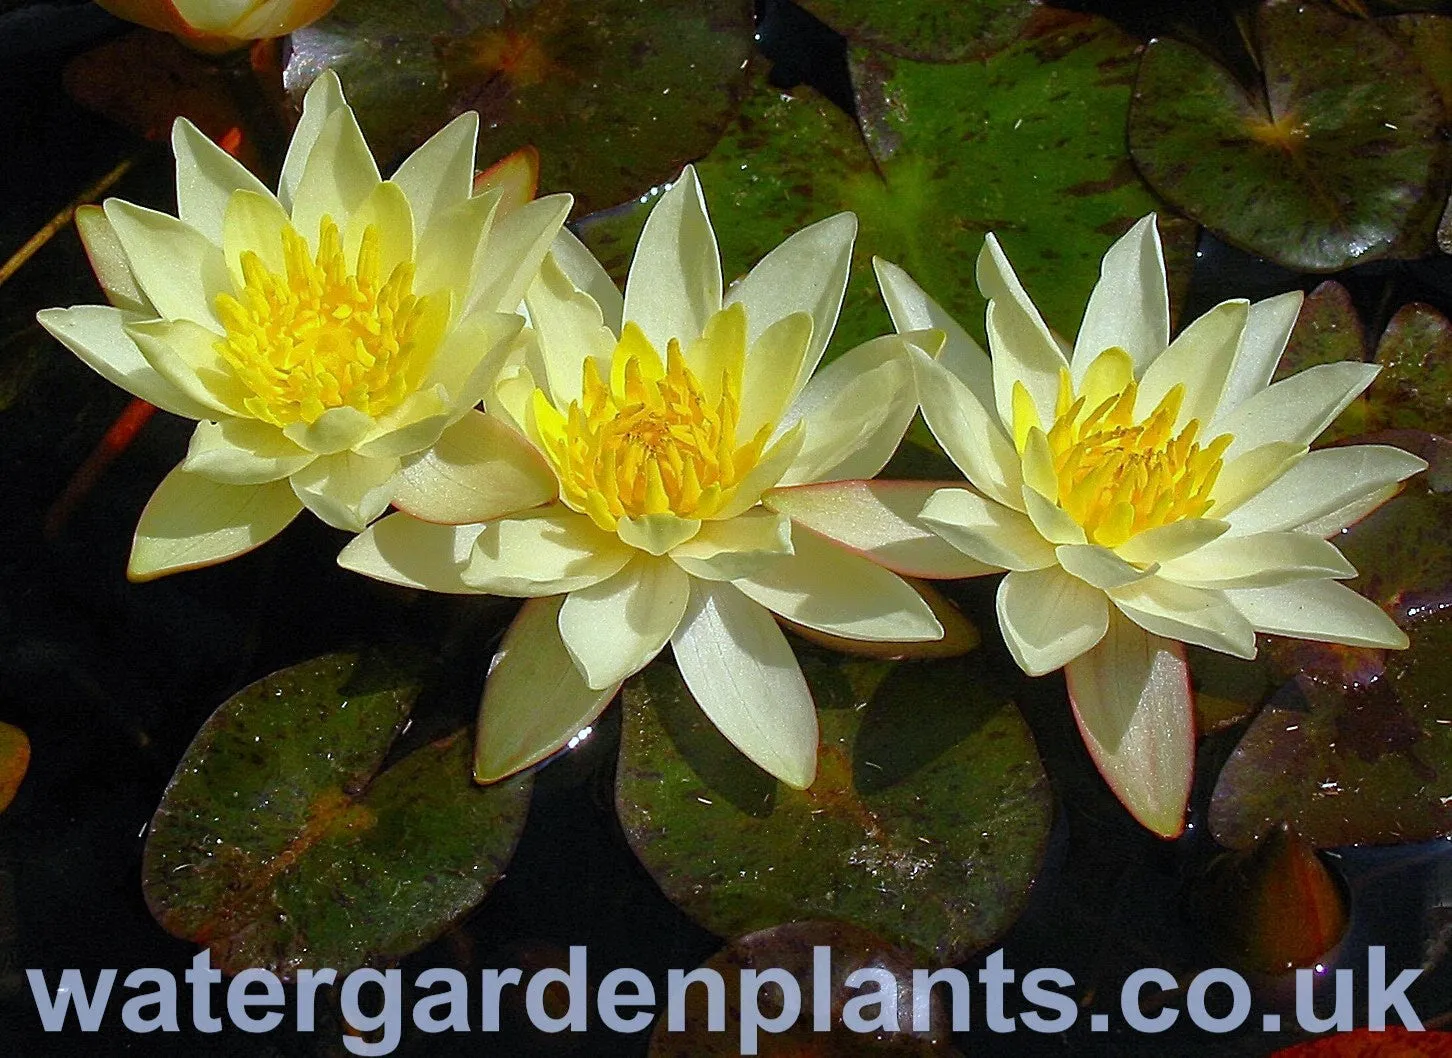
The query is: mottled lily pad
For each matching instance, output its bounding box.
[796,0,1042,63]
[0,721,29,813]
[143,652,532,975]
[285,0,754,215]
[1386,14,1452,112]
[1129,0,1449,271]
[616,653,1052,963]
[1365,302,1452,436]
[1276,281,1370,444]
[581,13,1195,363]
[647,921,958,1056]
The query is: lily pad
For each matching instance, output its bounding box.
[284,0,754,215]
[143,651,532,975]
[647,921,958,1056]
[0,721,29,813]
[580,13,1196,364]
[1276,280,1371,444]
[795,0,1042,63]
[616,652,1052,964]
[1386,14,1452,112]
[1129,0,1450,271]
[1365,302,1452,436]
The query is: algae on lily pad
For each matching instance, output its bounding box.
[1129,0,1449,272]
[616,652,1051,964]
[285,0,754,214]
[143,651,532,975]
[797,0,1042,63]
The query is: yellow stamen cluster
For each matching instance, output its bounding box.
[532,326,772,529]
[1040,367,1232,549]
[214,217,438,426]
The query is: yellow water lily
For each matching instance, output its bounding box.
[95,0,336,51]
[876,216,1425,837]
[342,167,978,789]
[40,71,571,579]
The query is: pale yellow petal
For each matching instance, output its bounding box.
[1157,531,1355,589]
[1110,576,1256,658]
[338,513,486,594]
[918,487,1055,571]
[977,232,1068,429]
[390,110,479,233]
[1225,579,1408,649]
[172,117,272,245]
[670,508,793,581]
[1137,299,1246,430]
[996,566,1109,676]
[289,449,398,531]
[1055,543,1155,590]
[873,255,994,408]
[1071,215,1169,380]
[559,556,690,689]
[103,200,229,327]
[463,505,633,596]
[623,166,721,353]
[616,513,702,556]
[909,346,1024,510]
[183,417,313,484]
[392,410,556,525]
[1220,444,1424,533]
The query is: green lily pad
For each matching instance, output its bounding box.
[1276,280,1371,444]
[647,921,959,1056]
[796,0,1042,63]
[1365,302,1452,436]
[1211,477,1452,850]
[143,652,532,975]
[1129,0,1450,271]
[285,0,754,215]
[1386,14,1452,112]
[616,652,1052,964]
[580,13,1196,365]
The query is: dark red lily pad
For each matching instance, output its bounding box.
[1271,1027,1452,1057]
[796,0,1042,63]
[285,0,754,215]
[0,721,29,814]
[647,921,959,1055]
[616,652,1052,964]
[143,651,532,975]
[1129,0,1450,271]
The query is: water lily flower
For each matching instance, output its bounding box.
[342,167,980,789]
[875,216,1425,837]
[40,71,571,579]
[95,0,336,52]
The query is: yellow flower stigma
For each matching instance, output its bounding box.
[1018,349,1233,549]
[214,216,443,426]
[529,307,773,531]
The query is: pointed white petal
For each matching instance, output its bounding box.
[559,557,690,689]
[414,190,500,301]
[523,253,619,406]
[616,513,702,556]
[670,508,793,582]
[1022,485,1086,545]
[1110,577,1256,658]
[469,193,573,315]
[390,110,479,234]
[919,487,1054,571]
[623,166,721,353]
[102,200,228,327]
[996,566,1109,676]
[1115,518,1230,566]
[1225,579,1408,649]
[550,226,624,334]
[279,69,347,211]
[125,317,248,417]
[1212,362,1382,458]
[1072,215,1169,380]
[1298,484,1402,538]
[1209,441,1305,516]
[977,233,1067,430]
[75,206,149,314]
[671,580,818,789]
[172,118,273,245]
[1219,290,1303,413]
[1138,299,1247,430]
[289,450,398,531]
[37,306,214,419]
[338,513,485,593]
[873,255,994,408]
[765,480,995,579]
[281,405,374,456]
[1157,531,1355,589]
[909,347,1024,510]
[735,527,941,642]
[728,211,855,395]
[289,105,382,249]
[129,466,301,581]
[1056,543,1155,590]
[182,417,313,484]
[1223,444,1426,535]
[392,411,556,525]
[475,596,619,782]
[1065,617,1192,837]
[463,504,633,596]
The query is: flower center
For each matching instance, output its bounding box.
[214,217,441,426]
[1032,361,1232,549]
[530,320,771,530]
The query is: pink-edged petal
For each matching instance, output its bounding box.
[995,566,1109,676]
[475,596,620,782]
[671,580,818,789]
[764,480,995,579]
[1065,617,1193,838]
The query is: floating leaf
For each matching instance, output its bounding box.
[796,0,1042,63]
[285,0,753,215]
[143,651,532,975]
[647,921,958,1056]
[1129,0,1450,271]
[0,722,29,813]
[616,652,1052,963]
[1189,646,1273,735]
[1278,281,1366,379]
[1271,1027,1452,1057]
[580,13,1196,364]
[1387,13,1452,112]
[1365,302,1452,436]
[1183,827,1349,974]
